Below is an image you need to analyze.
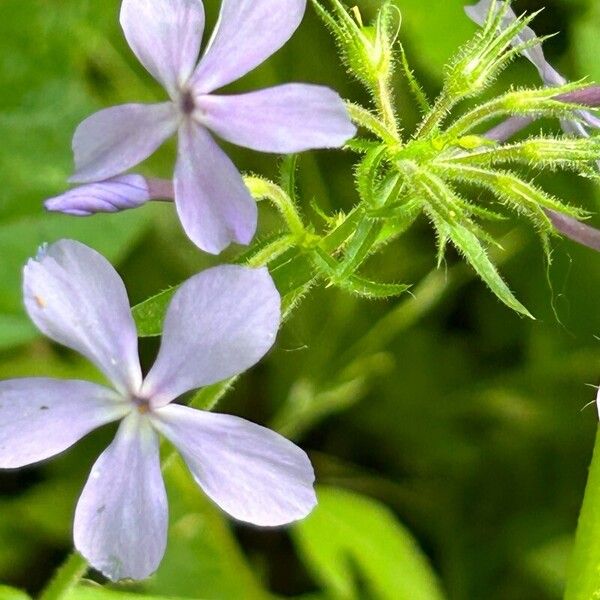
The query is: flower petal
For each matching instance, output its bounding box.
[0,379,128,469]
[195,84,356,153]
[141,265,280,406]
[173,121,257,254]
[191,0,306,93]
[120,0,205,99]
[44,175,152,216]
[464,0,567,86]
[23,240,143,394]
[74,413,167,581]
[71,103,178,184]
[152,404,316,526]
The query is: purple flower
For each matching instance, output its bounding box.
[69,0,356,254]
[1,240,316,581]
[465,0,600,139]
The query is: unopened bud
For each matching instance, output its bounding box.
[44,175,174,216]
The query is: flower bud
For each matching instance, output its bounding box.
[314,0,400,93]
[44,175,173,216]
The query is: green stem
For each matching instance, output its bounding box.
[245,176,307,240]
[565,427,600,600]
[38,552,88,600]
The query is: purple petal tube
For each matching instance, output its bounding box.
[44,175,174,216]
[546,210,600,253]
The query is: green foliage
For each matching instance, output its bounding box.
[0,587,30,600]
[65,588,194,600]
[293,487,446,600]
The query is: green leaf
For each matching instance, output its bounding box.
[132,287,177,338]
[65,587,194,600]
[447,222,534,318]
[0,586,30,600]
[293,487,446,600]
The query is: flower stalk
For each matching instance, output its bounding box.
[38,552,88,600]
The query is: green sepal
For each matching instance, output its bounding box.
[446,218,533,318]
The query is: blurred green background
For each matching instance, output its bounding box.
[1,0,600,598]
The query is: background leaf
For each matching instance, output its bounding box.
[293,487,446,600]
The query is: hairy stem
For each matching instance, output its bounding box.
[39,552,88,600]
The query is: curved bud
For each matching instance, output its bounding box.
[44,175,174,216]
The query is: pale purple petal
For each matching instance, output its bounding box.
[173,121,257,254]
[195,84,356,153]
[191,0,306,93]
[152,405,316,526]
[120,0,205,99]
[74,413,167,581]
[464,0,564,85]
[23,240,143,394]
[71,103,178,184]
[45,175,152,216]
[141,265,280,406]
[0,379,128,469]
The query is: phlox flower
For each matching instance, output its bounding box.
[65,0,356,254]
[0,240,316,581]
[465,0,600,141]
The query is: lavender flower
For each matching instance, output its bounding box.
[0,240,316,581]
[465,0,600,139]
[68,0,356,254]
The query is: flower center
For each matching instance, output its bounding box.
[180,90,195,116]
[131,395,151,414]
